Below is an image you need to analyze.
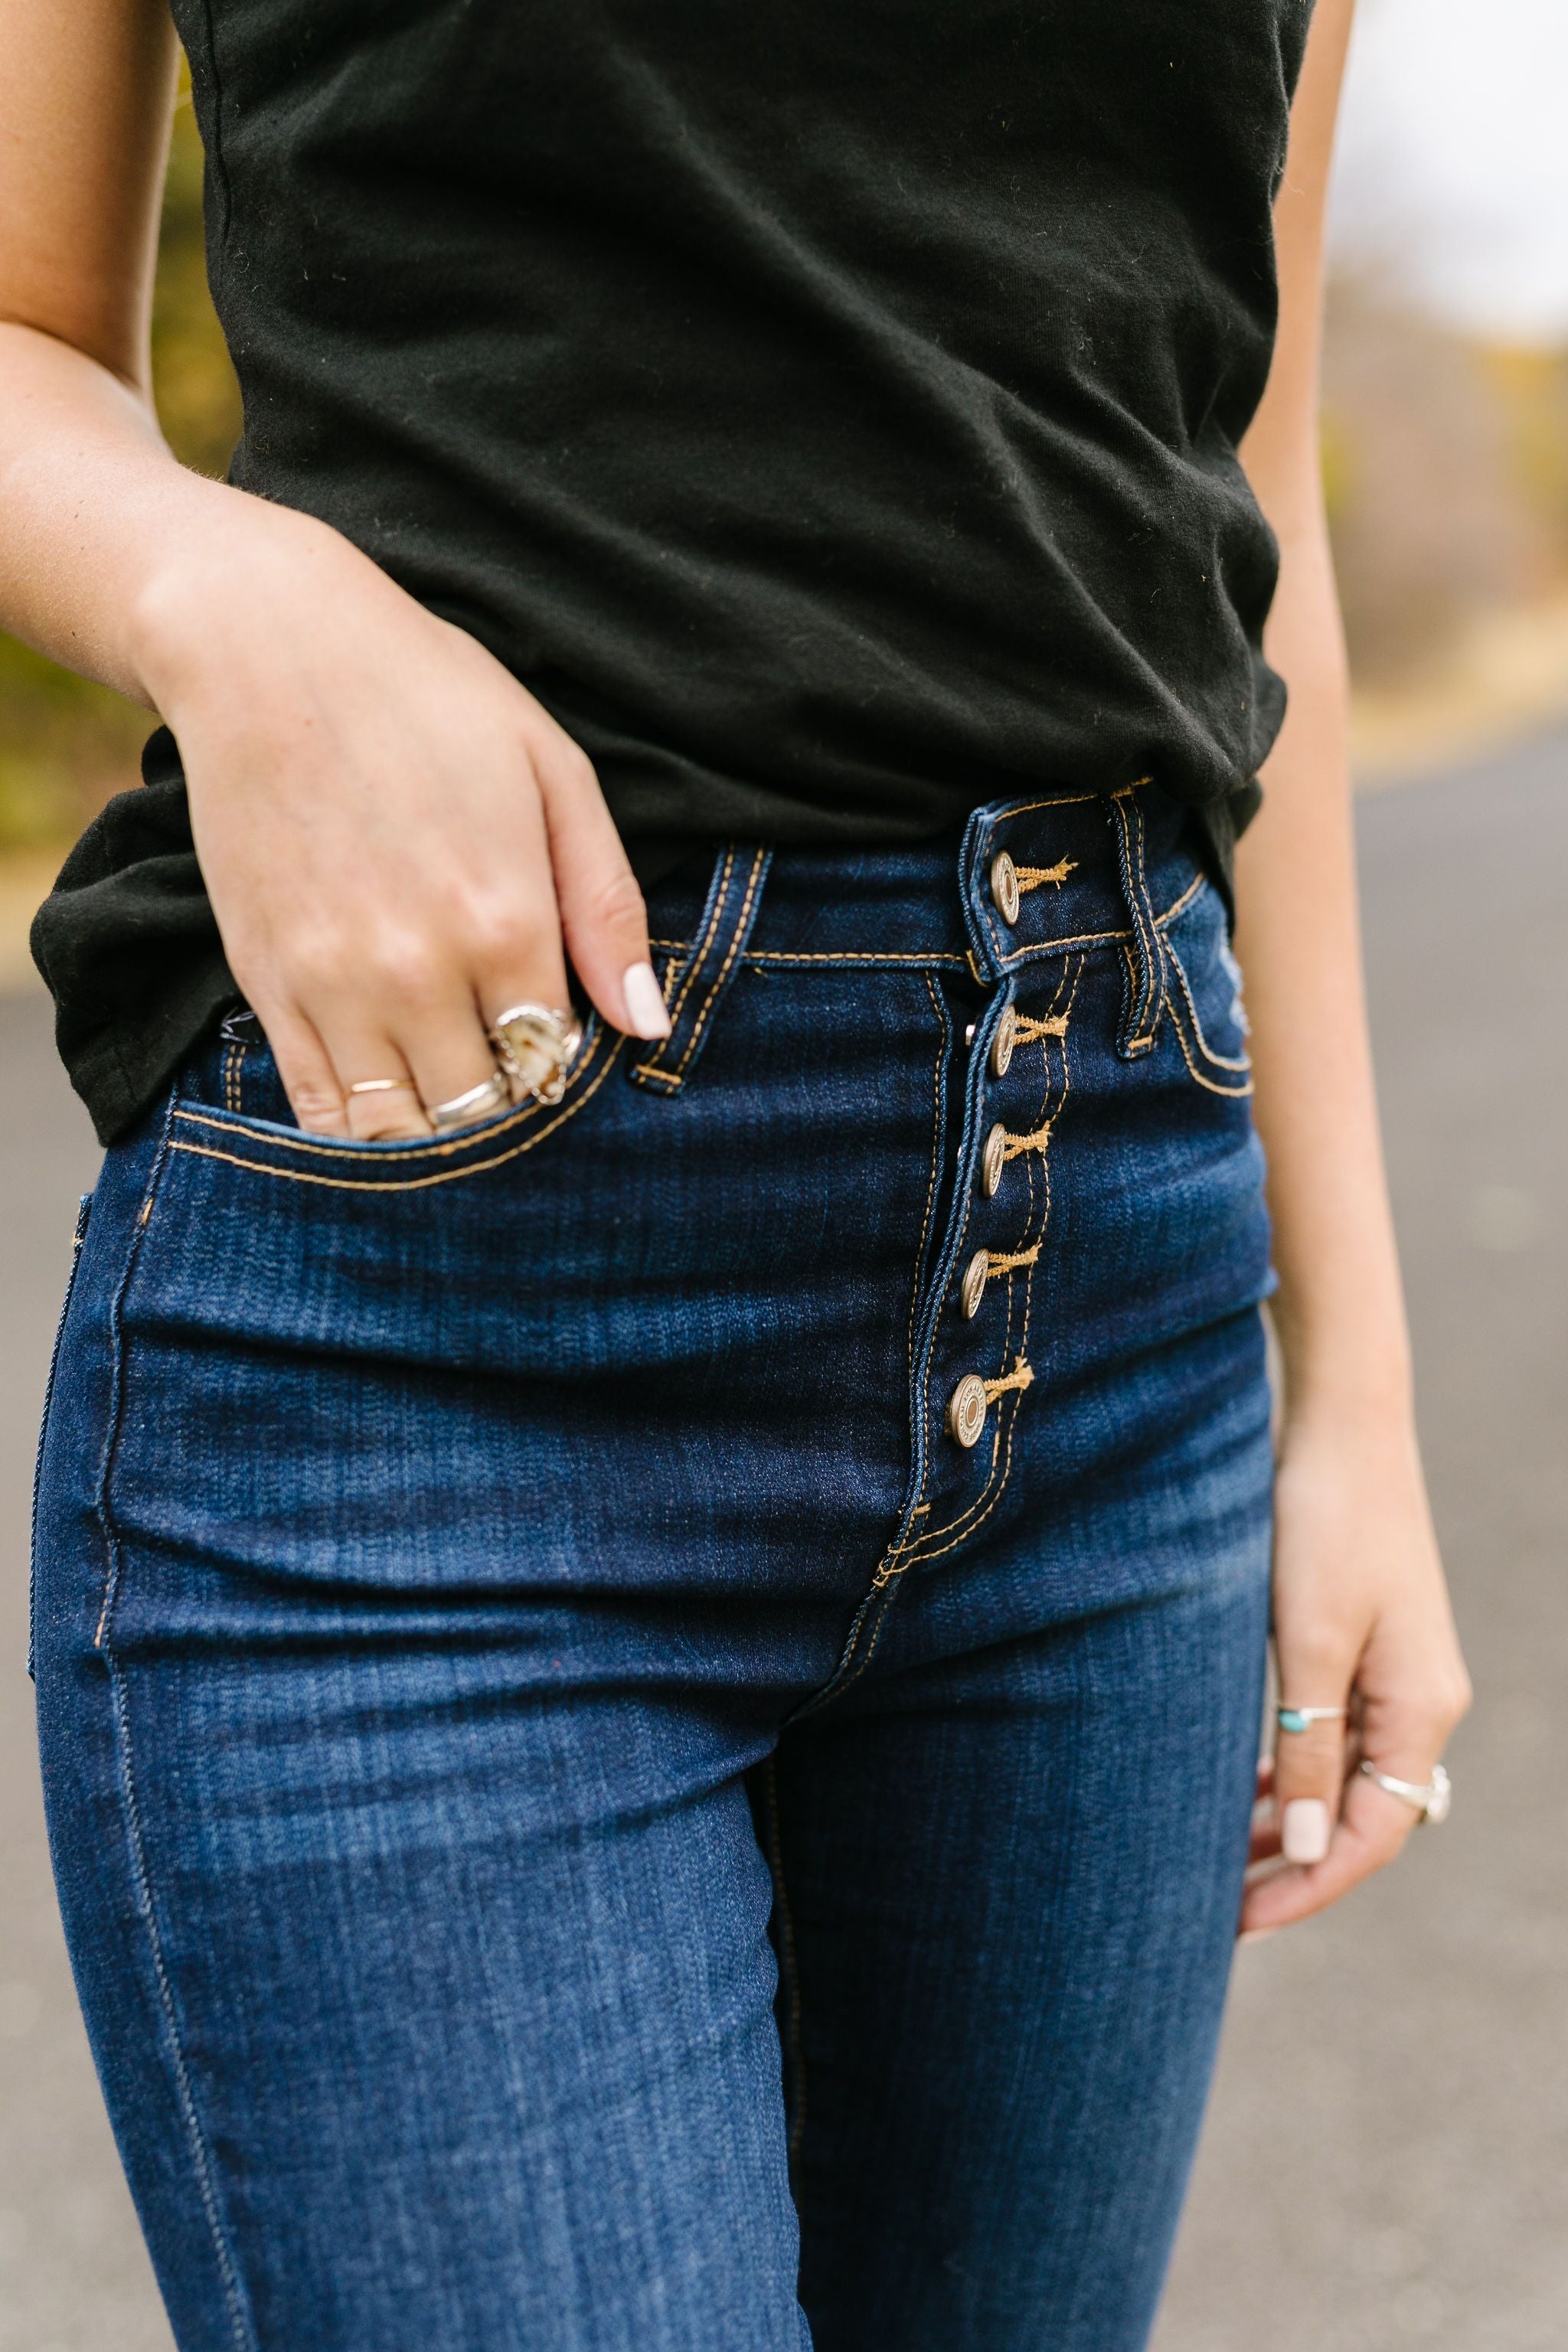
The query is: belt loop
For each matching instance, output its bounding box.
[629,843,772,1095]
[1107,784,1164,1058]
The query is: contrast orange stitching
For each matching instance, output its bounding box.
[1011,1014,1069,1044]
[792,978,953,1707]
[742,950,970,969]
[1001,1120,1054,1161]
[907,973,947,1380]
[1014,860,1077,893]
[876,972,1063,1576]
[1164,939,1252,1072]
[648,847,734,1068]
[629,953,688,1084]
[982,1357,1033,1403]
[166,1040,621,1192]
[173,1031,608,1163]
[989,775,1152,826]
[991,865,1200,969]
[1164,980,1255,1098]
[900,954,1086,1571]
[996,922,1132,965]
[1112,791,1161,1052]
[984,1243,1040,1278]
[1155,873,1206,929]
[665,846,766,1081]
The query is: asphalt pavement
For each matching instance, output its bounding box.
[1,732,1564,2351]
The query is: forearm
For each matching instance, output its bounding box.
[1233,497,1412,1426]
[0,320,331,707]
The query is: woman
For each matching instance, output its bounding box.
[8,0,1468,2344]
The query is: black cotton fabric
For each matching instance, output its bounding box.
[34,0,1312,1142]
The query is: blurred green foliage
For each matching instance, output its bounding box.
[0,76,241,854]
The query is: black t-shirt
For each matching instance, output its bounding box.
[34,0,1312,1141]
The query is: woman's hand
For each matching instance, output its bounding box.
[1240,1403,1472,1936]
[129,500,672,1139]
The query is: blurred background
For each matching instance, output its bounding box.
[2,2,1566,2347]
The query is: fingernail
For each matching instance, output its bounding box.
[622,961,672,1040]
[1239,1926,1281,1945]
[1281,1798,1331,1865]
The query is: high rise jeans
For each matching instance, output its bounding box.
[33,781,1276,2351]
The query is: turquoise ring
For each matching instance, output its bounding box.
[1276,1704,1349,1735]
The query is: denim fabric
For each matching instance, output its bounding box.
[33,782,1276,2352]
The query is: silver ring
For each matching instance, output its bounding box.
[427,1069,511,1133]
[488,1002,583,1106]
[1276,1705,1350,1733]
[1360,1759,1452,1824]
[347,1076,411,1097]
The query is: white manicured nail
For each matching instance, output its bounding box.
[1239,1926,1281,1945]
[1281,1798,1331,1866]
[622,962,672,1040]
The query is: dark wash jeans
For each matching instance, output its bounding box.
[33,782,1276,2352]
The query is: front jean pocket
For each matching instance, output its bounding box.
[168,1016,619,1194]
[1160,884,1253,1099]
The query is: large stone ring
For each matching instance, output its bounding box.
[488,1002,583,1105]
[1360,1759,1452,1825]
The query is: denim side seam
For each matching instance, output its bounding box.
[758,1754,808,2177]
[92,1088,262,2352]
[28,1190,93,1681]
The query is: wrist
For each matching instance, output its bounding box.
[1274,1346,1416,1452]
[122,488,345,710]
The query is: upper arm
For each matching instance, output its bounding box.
[0,0,179,392]
[1240,0,1356,530]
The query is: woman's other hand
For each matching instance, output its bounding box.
[1240,1406,1471,1935]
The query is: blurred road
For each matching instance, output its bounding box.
[1,733,1565,2352]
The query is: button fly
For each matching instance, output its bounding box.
[947,1374,988,1449]
[990,851,1021,926]
[960,1249,989,1319]
[981,1122,1008,1198]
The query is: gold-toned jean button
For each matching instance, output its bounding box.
[990,1004,1016,1080]
[990,850,1021,926]
[982,1122,1008,1197]
[948,1373,988,1449]
[961,1249,990,1319]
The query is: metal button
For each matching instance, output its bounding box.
[990,851,1021,926]
[961,1250,990,1320]
[947,1374,988,1449]
[982,1122,1008,1197]
[990,1004,1016,1080]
